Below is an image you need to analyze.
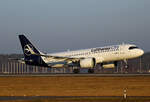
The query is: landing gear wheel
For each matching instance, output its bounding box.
[125,65,129,69]
[124,65,129,73]
[73,69,80,74]
[88,69,94,73]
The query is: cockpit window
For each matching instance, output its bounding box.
[129,46,139,50]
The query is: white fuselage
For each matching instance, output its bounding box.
[18,35,145,70]
[42,44,144,64]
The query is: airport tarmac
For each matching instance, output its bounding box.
[0,73,150,77]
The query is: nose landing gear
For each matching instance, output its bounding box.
[123,60,129,73]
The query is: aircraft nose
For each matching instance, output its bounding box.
[139,49,144,56]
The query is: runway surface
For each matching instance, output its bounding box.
[0,73,150,77]
[1,73,150,97]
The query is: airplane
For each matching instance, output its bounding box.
[16,35,144,73]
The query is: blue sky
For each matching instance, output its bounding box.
[0,0,150,53]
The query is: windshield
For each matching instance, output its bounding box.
[129,46,139,50]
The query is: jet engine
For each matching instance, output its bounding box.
[80,58,96,68]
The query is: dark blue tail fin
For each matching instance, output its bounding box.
[19,35,40,56]
[19,35,47,66]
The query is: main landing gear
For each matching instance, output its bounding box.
[88,69,94,73]
[73,69,80,74]
[73,68,94,74]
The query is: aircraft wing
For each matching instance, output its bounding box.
[33,53,84,61]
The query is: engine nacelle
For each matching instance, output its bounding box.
[102,64,115,69]
[80,58,96,68]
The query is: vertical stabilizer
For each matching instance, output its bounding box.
[18,35,47,66]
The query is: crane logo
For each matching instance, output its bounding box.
[24,44,35,56]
